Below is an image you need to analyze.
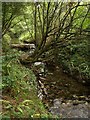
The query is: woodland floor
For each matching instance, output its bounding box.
[37,65,90,118]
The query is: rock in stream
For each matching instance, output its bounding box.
[36,64,90,118]
[49,98,90,118]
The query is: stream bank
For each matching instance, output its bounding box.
[36,64,90,118]
[20,53,90,118]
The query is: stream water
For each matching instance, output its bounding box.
[37,65,90,118]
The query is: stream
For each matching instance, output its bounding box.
[37,65,90,118]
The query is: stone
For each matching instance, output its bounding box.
[53,99,61,107]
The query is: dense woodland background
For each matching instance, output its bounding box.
[1,2,90,118]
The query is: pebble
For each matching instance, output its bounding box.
[62,103,66,105]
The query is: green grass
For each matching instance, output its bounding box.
[2,49,53,119]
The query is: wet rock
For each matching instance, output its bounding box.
[49,98,90,118]
[53,99,62,107]
[72,100,86,105]
[86,97,90,102]
[33,62,46,76]
[78,96,87,100]
[49,107,61,115]
[39,77,46,81]
[72,95,78,99]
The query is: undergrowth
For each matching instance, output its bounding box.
[58,37,90,83]
[1,49,54,119]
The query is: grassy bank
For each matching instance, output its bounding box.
[1,49,53,119]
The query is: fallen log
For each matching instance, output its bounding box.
[10,43,35,51]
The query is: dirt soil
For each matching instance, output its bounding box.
[37,66,90,118]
